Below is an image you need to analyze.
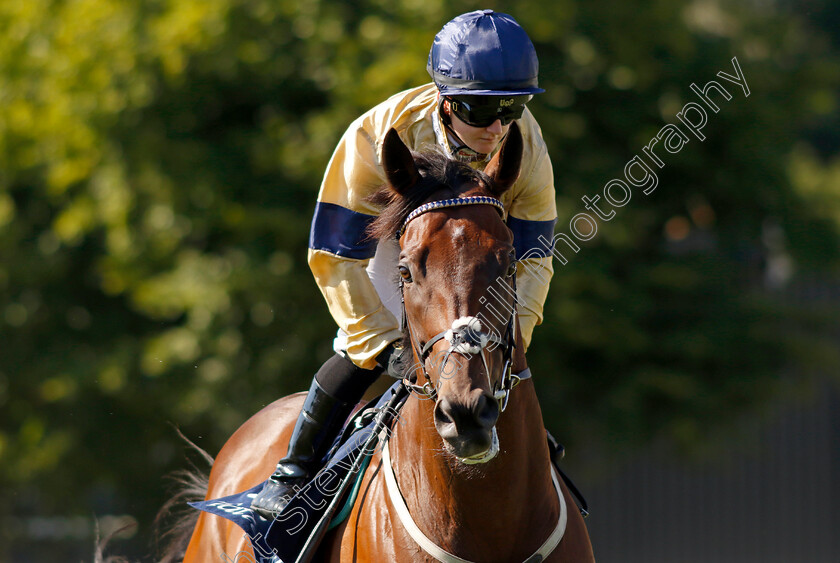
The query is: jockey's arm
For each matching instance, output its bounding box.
[504,131,557,354]
[308,120,402,370]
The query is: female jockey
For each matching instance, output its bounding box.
[252,9,558,518]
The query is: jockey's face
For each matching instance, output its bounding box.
[444,99,512,156]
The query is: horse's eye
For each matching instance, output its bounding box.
[506,261,516,278]
[399,265,413,282]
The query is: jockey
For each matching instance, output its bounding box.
[252,9,557,519]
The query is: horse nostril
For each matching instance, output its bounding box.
[434,393,499,435]
[434,396,456,427]
[475,392,500,430]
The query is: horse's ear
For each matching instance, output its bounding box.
[484,121,523,195]
[382,128,420,195]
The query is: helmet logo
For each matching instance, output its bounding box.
[500,98,515,107]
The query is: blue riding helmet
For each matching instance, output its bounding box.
[427,10,544,96]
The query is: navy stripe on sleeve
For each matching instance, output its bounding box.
[507,216,557,258]
[309,202,378,259]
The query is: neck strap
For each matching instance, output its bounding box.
[382,438,567,563]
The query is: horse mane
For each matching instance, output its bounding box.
[367,149,494,242]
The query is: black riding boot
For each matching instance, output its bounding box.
[251,378,356,519]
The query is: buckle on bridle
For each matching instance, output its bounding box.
[493,359,517,412]
[400,377,438,401]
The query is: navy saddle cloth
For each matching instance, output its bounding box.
[190,382,408,563]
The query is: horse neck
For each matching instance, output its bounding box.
[388,380,560,559]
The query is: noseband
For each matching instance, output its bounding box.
[396,196,525,412]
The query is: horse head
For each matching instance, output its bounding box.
[370,124,524,463]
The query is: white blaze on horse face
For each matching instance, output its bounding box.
[450,224,466,240]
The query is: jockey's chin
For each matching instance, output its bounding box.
[449,114,512,155]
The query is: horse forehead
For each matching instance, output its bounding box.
[450,223,467,240]
[417,207,511,245]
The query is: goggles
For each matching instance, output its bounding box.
[446,95,531,128]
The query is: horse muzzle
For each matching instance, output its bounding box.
[434,391,500,462]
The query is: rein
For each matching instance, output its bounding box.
[396,195,522,412]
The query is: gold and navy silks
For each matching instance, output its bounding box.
[309,83,557,369]
[308,202,378,260]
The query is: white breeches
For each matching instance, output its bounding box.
[332,238,403,355]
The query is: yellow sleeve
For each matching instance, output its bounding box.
[307,120,401,369]
[307,250,402,369]
[505,125,558,349]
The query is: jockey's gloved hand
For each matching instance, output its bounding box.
[376,341,409,379]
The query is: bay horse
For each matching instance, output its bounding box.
[180,124,594,562]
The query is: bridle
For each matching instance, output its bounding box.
[386,200,567,563]
[395,195,525,412]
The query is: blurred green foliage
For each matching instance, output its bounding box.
[0,0,838,559]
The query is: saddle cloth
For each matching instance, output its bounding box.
[190,382,408,563]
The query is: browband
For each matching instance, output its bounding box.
[397,196,505,239]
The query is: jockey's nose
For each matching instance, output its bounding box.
[485,119,504,134]
[434,390,499,456]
